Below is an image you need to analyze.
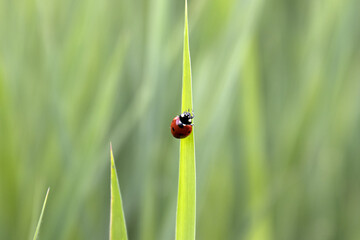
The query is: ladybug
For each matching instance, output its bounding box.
[170,111,194,139]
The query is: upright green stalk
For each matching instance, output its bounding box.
[109,143,128,240]
[32,188,50,240]
[175,0,196,239]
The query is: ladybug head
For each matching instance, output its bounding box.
[179,111,194,125]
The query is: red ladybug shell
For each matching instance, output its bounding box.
[170,116,192,139]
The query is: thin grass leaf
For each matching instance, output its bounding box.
[109,143,128,240]
[32,187,50,240]
[176,0,196,239]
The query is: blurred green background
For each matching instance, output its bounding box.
[1,0,360,239]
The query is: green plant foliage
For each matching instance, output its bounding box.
[32,188,50,240]
[109,143,128,240]
[176,1,196,239]
[1,0,360,239]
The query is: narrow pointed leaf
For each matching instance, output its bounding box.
[176,0,196,239]
[109,143,128,240]
[33,187,50,240]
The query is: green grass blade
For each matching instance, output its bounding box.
[32,188,50,240]
[109,143,128,240]
[176,0,196,239]
[181,0,193,113]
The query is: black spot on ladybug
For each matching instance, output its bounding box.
[188,131,190,133]
[172,127,175,131]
